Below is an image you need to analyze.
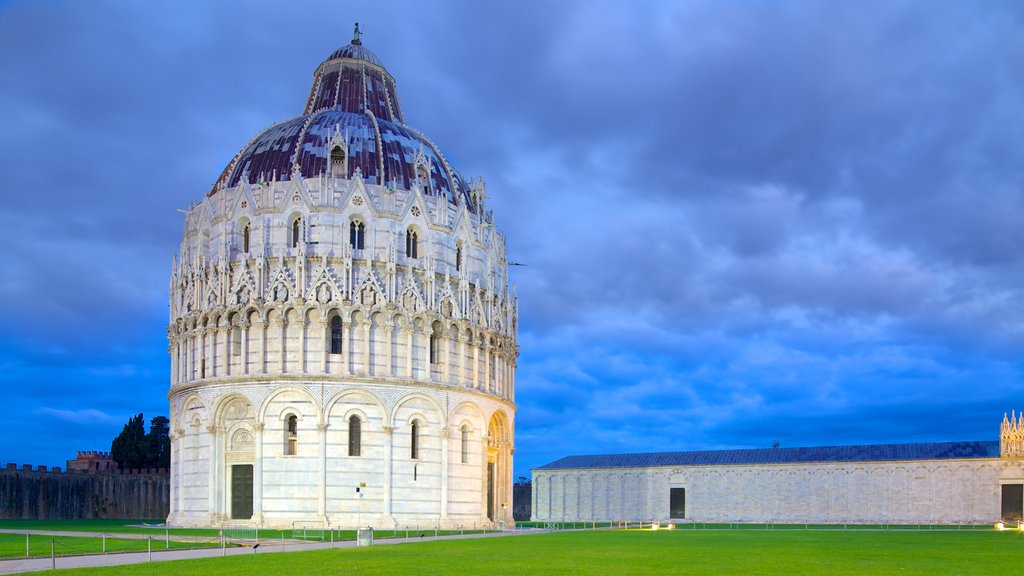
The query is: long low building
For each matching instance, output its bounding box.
[531,414,1024,525]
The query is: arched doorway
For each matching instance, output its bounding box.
[486,411,513,526]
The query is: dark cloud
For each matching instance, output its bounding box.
[0,0,1021,475]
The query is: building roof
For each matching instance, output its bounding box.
[209,36,475,210]
[535,440,1000,470]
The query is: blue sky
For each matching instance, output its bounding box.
[1,1,1022,479]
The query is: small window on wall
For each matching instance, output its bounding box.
[429,331,439,365]
[331,146,346,179]
[330,316,343,355]
[291,218,302,248]
[669,487,686,519]
[406,229,418,259]
[242,224,250,254]
[285,414,298,456]
[350,220,365,250]
[348,415,362,457]
[411,420,420,460]
[460,425,469,464]
[456,242,463,272]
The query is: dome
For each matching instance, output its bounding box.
[324,43,384,68]
[210,29,476,210]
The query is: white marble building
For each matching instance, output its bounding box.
[533,416,1024,525]
[167,28,517,529]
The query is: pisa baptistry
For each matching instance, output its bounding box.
[166,30,517,529]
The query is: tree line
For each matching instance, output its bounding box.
[110,414,170,470]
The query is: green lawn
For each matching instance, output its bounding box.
[0,520,170,534]
[0,533,221,558]
[39,528,1024,575]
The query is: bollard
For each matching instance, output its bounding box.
[50,539,55,571]
[102,533,106,553]
[148,536,152,562]
[166,527,170,549]
[25,533,29,558]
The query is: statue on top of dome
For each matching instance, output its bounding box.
[352,23,362,46]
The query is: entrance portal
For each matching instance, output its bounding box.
[231,464,253,520]
[1002,484,1023,524]
[670,487,686,519]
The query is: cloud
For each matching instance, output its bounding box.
[0,0,1022,475]
[34,407,124,425]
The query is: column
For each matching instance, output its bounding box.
[441,334,451,385]
[362,322,371,375]
[383,325,394,377]
[383,425,394,517]
[170,342,178,385]
[253,423,264,525]
[201,329,210,378]
[440,428,450,519]
[320,320,330,374]
[206,425,219,522]
[242,321,251,375]
[255,319,266,375]
[223,325,231,377]
[472,339,479,390]
[300,320,309,374]
[278,317,287,373]
[176,428,186,516]
[419,327,431,380]
[340,319,351,375]
[168,430,178,522]
[318,422,329,521]
[482,343,491,393]
[404,328,414,379]
[458,334,468,387]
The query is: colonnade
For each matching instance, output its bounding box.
[170,312,515,401]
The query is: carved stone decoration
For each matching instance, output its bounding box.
[316,283,332,304]
[411,205,421,217]
[273,284,289,302]
[352,195,364,206]
[236,286,250,306]
[231,429,255,451]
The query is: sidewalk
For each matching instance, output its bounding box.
[0,529,540,574]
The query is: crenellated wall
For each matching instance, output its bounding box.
[0,467,169,520]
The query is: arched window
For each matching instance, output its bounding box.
[331,146,346,179]
[291,217,302,248]
[411,420,420,460]
[429,330,439,365]
[285,414,298,456]
[461,425,469,464]
[348,415,362,457]
[242,224,250,254]
[350,220,365,250]
[330,316,343,355]
[455,242,462,272]
[406,229,418,259]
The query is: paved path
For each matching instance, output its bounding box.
[0,529,542,574]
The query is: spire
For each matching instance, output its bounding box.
[352,22,362,46]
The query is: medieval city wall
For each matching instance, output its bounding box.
[0,466,169,520]
[533,458,1024,524]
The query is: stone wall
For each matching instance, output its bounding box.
[533,457,1024,524]
[0,466,169,520]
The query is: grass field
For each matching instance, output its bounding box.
[0,533,220,558]
[31,528,1024,575]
